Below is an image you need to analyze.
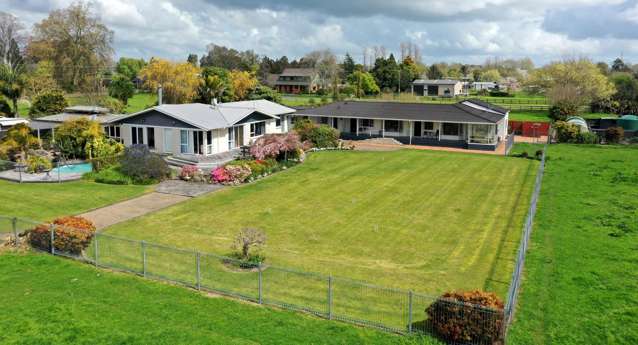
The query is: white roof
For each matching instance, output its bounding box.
[412,79,461,85]
[0,117,29,129]
[121,100,295,130]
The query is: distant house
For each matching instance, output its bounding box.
[109,100,295,158]
[294,99,509,151]
[0,117,29,139]
[411,79,465,97]
[29,106,124,142]
[471,82,498,91]
[273,68,320,94]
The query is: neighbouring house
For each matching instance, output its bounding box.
[273,68,320,94]
[0,117,29,140]
[29,106,124,142]
[108,100,295,160]
[411,79,465,97]
[294,99,509,151]
[471,81,498,91]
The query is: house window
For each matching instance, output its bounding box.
[276,118,281,127]
[250,121,265,137]
[442,123,460,136]
[422,122,434,130]
[320,117,329,124]
[360,119,374,128]
[131,126,144,145]
[384,120,402,132]
[105,126,121,140]
[180,130,189,153]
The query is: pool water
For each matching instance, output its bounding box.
[51,163,93,175]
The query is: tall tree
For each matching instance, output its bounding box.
[427,64,443,80]
[611,58,631,73]
[108,74,135,105]
[347,71,380,97]
[0,12,26,71]
[27,2,114,92]
[398,56,419,91]
[371,54,399,91]
[139,58,200,104]
[116,57,146,81]
[197,67,233,103]
[0,64,23,116]
[200,44,259,72]
[187,53,198,67]
[23,60,58,98]
[230,70,257,101]
[342,53,356,78]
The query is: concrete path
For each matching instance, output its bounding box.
[80,192,189,230]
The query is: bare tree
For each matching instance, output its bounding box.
[0,12,27,71]
[233,228,266,261]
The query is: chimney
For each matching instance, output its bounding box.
[158,85,163,106]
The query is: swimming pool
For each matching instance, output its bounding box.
[51,163,93,175]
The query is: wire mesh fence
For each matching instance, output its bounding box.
[503,136,549,329]
[1,221,508,344]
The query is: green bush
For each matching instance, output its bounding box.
[548,102,578,121]
[293,119,339,148]
[575,132,600,144]
[99,97,125,113]
[84,165,133,185]
[488,90,511,97]
[605,127,624,143]
[120,145,170,182]
[29,90,68,118]
[426,290,504,344]
[0,96,11,116]
[553,121,581,143]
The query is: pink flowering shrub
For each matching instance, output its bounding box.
[250,132,304,160]
[211,166,230,183]
[180,165,199,180]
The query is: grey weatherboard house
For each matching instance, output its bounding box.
[294,100,509,151]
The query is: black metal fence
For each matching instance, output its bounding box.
[2,216,506,344]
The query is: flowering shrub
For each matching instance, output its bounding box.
[224,164,252,184]
[29,216,97,255]
[211,166,230,183]
[180,165,199,180]
[250,132,304,160]
[426,290,504,344]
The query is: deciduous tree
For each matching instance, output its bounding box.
[108,74,135,104]
[139,58,199,104]
[197,67,233,103]
[230,70,257,101]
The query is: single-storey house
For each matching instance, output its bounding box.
[29,106,124,142]
[471,82,498,91]
[411,79,465,97]
[109,100,295,157]
[0,117,29,140]
[294,100,509,151]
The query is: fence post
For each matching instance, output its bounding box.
[327,275,333,320]
[94,233,99,267]
[11,217,17,247]
[142,240,147,277]
[258,262,263,304]
[57,161,61,183]
[196,252,201,291]
[49,224,55,255]
[408,290,413,334]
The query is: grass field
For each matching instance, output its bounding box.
[508,144,638,344]
[0,180,150,220]
[104,150,536,297]
[12,92,157,117]
[0,253,432,345]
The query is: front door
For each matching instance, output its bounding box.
[413,122,421,136]
[193,131,204,155]
[350,118,357,133]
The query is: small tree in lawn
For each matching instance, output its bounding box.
[232,228,266,264]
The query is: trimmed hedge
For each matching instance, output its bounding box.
[29,216,96,255]
[426,290,504,344]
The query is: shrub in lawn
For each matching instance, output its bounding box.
[29,216,96,255]
[29,90,68,118]
[489,90,511,97]
[84,165,133,185]
[575,132,600,144]
[120,145,170,183]
[553,121,580,143]
[293,119,339,148]
[224,164,251,184]
[605,127,624,144]
[518,151,528,158]
[231,228,266,266]
[426,290,504,344]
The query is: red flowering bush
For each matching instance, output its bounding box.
[211,166,230,183]
[29,216,97,255]
[250,132,304,160]
[426,290,504,344]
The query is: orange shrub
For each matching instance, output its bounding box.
[29,216,96,255]
[426,290,504,344]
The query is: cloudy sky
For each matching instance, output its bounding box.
[5,0,638,65]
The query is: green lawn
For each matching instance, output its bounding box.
[105,150,536,297]
[0,180,150,220]
[0,253,432,345]
[509,111,551,122]
[125,92,157,113]
[507,144,638,344]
